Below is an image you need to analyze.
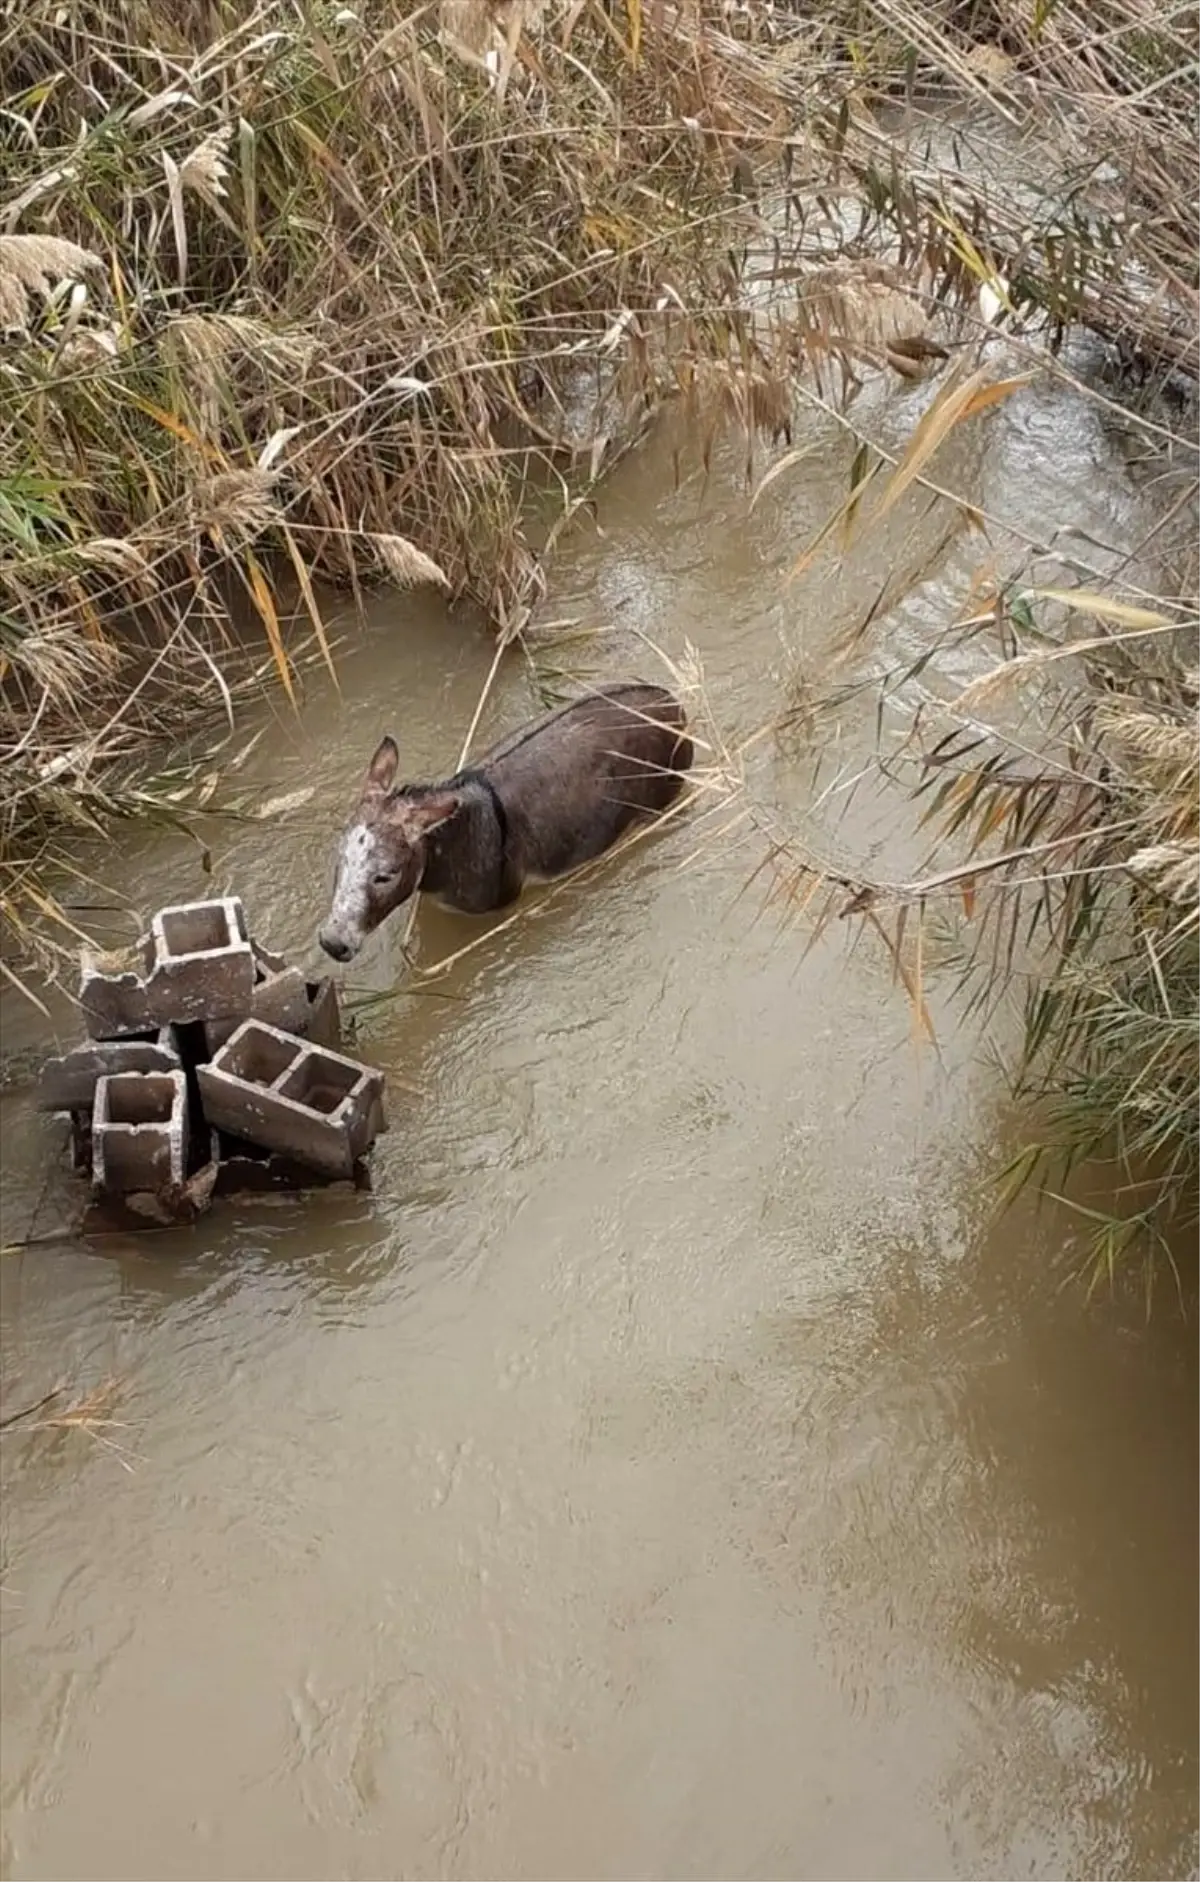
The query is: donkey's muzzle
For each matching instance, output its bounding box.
[318,928,356,963]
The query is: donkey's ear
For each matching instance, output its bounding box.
[363,736,399,797]
[398,790,461,838]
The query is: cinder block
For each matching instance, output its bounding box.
[39,1028,180,1113]
[79,939,155,1039]
[204,946,309,1054]
[145,898,255,1026]
[302,978,343,1053]
[79,900,255,1038]
[249,938,288,976]
[197,1020,386,1180]
[91,1070,189,1197]
[205,965,345,1057]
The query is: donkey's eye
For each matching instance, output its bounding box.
[372,870,397,885]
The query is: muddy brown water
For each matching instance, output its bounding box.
[1,342,1197,1882]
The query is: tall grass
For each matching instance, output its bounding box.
[909,605,1196,1283]
[832,0,1198,382]
[830,0,1197,1277]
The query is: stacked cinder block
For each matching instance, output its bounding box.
[39,897,387,1224]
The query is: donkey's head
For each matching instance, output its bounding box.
[318,738,460,962]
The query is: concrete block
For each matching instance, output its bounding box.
[79,900,254,1037]
[204,951,309,1055]
[79,939,155,1039]
[249,938,288,976]
[39,1028,180,1113]
[206,966,345,1057]
[145,898,255,1026]
[91,1070,189,1197]
[197,1021,386,1181]
[302,978,343,1053]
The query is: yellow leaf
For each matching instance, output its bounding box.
[582,211,637,251]
[878,366,1024,518]
[292,118,337,171]
[977,792,1015,842]
[930,209,1015,314]
[864,908,938,1049]
[959,373,1037,418]
[282,524,338,689]
[120,393,223,461]
[22,76,62,107]
[1025,587,1172,629]
[74,590,107,644]
[625,0,641,64]
[244,551,296,708]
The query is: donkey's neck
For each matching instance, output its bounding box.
[458,768,509,854]
[419,771,511,913]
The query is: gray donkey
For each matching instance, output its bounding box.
[318,681,693,961]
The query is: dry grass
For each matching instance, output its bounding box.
[691,0,1198,1275]
[0,1375,136,1467]
[839,0,1197,380]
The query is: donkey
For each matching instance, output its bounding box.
[318,681,693,961]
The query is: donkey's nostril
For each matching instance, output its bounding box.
[319,930,353,963]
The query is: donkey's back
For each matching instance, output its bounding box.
[483,681,692,881]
